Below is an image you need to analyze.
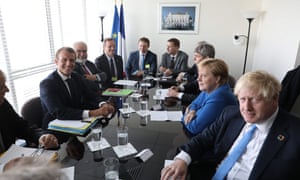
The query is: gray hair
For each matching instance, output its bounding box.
[194,41,215,58]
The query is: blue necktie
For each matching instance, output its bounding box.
[140,54,145,70]
[212,125,257,180]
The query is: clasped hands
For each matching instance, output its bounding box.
[89,102,115,117]
[38,134,59,149]
[168,86,179,98]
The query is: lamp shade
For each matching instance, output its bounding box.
[240,10,261,19]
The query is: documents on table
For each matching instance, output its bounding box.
[114,79,138,86]
[150,111,182,121]
[0,144,58,171]
[119,107,136,114]
[153,89,169,100]
[61,166,74,180]
[48,117,98,136]
[112,143,138,158]
[87,138,111,152]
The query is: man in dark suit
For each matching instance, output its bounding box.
[159,38,188,77]
[125,37,157,80]
[0,70,58,152]
[40,47,115,131]
[161,71,300,180]
[73,41,107,92]
[95,38,124,89]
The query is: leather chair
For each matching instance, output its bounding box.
[21,97,43,128]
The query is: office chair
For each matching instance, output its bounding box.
[21,97,43,128]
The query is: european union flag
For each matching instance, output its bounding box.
[111,5,119,54]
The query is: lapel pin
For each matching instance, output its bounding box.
[277,134,285,141]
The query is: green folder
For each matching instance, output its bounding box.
[102,88,133,97]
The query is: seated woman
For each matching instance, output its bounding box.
[168,41,215,108]
[182,58,237,137]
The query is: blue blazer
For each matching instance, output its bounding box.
[181,106,300,179]
[125,50,157,78]
[94,54,124,89]
[40,71,105,129]
[182,84,237,136]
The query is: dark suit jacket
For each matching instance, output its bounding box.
[74,60,107,91]
[125,50,157,79]
[279,65,300,111]
[160,50,188,77]
[181,105,300,180]
[0,99,41,150]
[40,71,105,129]
[94,54,124,89]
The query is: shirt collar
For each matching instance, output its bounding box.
[105,54,113,60]
[56,70,71,81]
[76,58,87,64]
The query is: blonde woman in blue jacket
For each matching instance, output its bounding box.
[182,58,237,136]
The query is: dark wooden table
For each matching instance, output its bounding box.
[61,87,189,180]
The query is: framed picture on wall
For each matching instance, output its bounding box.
[158,3,200,34]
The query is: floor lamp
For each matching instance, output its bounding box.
[99,15,105,42]
[234,10,261,75]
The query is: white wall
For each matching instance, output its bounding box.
[88,0,261,80]
[252,0,300,81]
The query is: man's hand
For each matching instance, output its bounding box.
[176,72,185,82]
[159,66,167,73]
[136,70,144,77]
[168,86,179,97]
[164,69,173,76]
[89,103,115,117]
[160,159,188,180]
[84,74,97,81]
[38,134,59,149]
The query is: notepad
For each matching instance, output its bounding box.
[48,117,98,136]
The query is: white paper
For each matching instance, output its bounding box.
[129,93,143,98]
[114,80,137,86]
[112,143,138,158]
[119,107,136,114]
[150,111,182,121]
[164,159,174,167]
[136,110,151,117]
[153,89,169,100]
[61,166,74,180]
[87,138,111,152]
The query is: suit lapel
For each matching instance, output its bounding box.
[249,112,288,180]
[54,71,73,101]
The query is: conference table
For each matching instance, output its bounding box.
[61,86,189,180]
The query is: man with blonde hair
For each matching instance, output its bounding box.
[161,70,300,180]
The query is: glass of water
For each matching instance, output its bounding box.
[117,126,128,146]
[104,157,119,180]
